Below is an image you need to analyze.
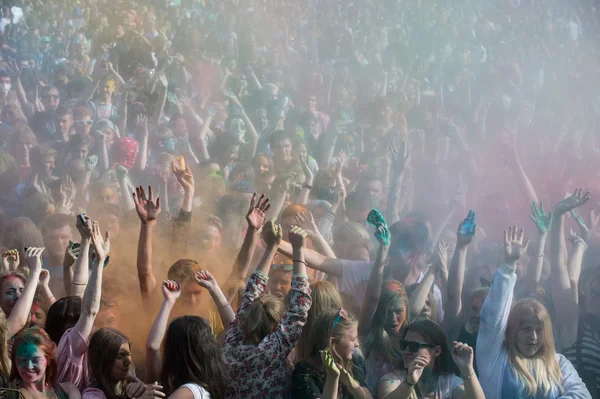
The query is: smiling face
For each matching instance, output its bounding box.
[109,342,131,382]
[332,325,359,361]
[15,342,47,384]
[1,275,24,315]
[516,316,543,357]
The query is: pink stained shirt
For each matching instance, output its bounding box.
[56,328,91,391]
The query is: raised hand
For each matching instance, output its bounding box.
[299,153,313,183]
[289,225,308,249]
[555,189,590,216]
[92,129,105,142]
[374,224,391,247]
[246,193,270,230]
[90,220,110,261]
[170,161,194,192]
[431,241,449,274]
[457,210,476,246]
[64,241,80,268]
[133,186,161,225]
[407,355,429,385]
[261,219,282,248]
[570,210,590,242]
[161,280,181,303]
[195,270,217,292]
[1,249,19,272]
[320,349,340,378]
[38,269,50,290]
[86,155,99,171]
[116,163,128,180]
[295,211,318,239]
[76,214,93,239]
[136,114,148,136]
[504,225,529,265]
[25,247,44,274]
[568,229,586,248]
[450,341,475,376]
[530,201,553,236]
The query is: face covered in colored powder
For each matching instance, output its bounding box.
[1,275,24,315]
[15,342,47,384]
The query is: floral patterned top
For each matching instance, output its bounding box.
[222,270,312,398]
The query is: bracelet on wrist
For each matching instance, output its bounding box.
[293,259,307,266]
[405,380,416,387]
[461,369,475,381]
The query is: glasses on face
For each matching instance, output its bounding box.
[399,340,436,353]
[75,120,93,126]
[271,263,293,272]
[332,307,348,331]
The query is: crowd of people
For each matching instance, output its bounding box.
[0,0,598,397]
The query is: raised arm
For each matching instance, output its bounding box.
[445,211,475,326]
[146,280,180,383]
[7,247,44,338]
[150,73,168,126]
[295,154,314,206]
[224,88,259,159]
[223,194,270,302]
[134,114,149,173]
[477,225,528,391]
[550,190,589,349]
[133,186,161,299]
[503,142,539,206]
[450,342,486,399]
[196,270,235,328]
[278,240,343,277]
[116,165,135,212]
[91,130,110,172]
[566,229,586,304]
[71,215,92,297]
[359,224,390,337]
[386,140,409,225]
[37,270,56,312]
[74,220,109,341]
[524,201,552,296]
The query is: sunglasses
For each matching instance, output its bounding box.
[271,263,293,272]
[75,120,93,126]
[399,340,437,353]
[332,307,348,331]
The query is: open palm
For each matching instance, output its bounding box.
[133,186,161,224]
[555,189,590,216]
[504,225,529,264]
[246,193,270,230]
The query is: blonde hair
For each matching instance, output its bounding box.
[241,294,284,345]
[309,309,358,375]
[506,299,562,397]
[296,281,343,362]
[0,310,10,382]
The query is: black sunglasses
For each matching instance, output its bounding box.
[399,340,437,352]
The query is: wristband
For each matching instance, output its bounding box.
[462,370,475,381]
[293,259,307,266]
[405,380,415,387]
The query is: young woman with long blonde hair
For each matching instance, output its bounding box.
[477,226,591,398]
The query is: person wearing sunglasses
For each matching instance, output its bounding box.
[292,307,369,399]
[222,222,312,398]
[476,225,591,399]
[72,106,93,138]
[377,319,485,399]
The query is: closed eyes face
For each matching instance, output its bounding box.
[109,343,132,381]
[516,316,543,357]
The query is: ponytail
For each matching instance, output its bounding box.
[241,295,284,345]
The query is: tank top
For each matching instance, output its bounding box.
[181,383,210,399]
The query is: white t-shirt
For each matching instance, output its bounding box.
[379,370,464,399]
[181,383,210,399]
[339,260,444,321]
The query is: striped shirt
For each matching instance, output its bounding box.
[563,320,600,397]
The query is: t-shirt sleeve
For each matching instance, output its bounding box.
[56,327,90,390]
[338,260,373,303]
